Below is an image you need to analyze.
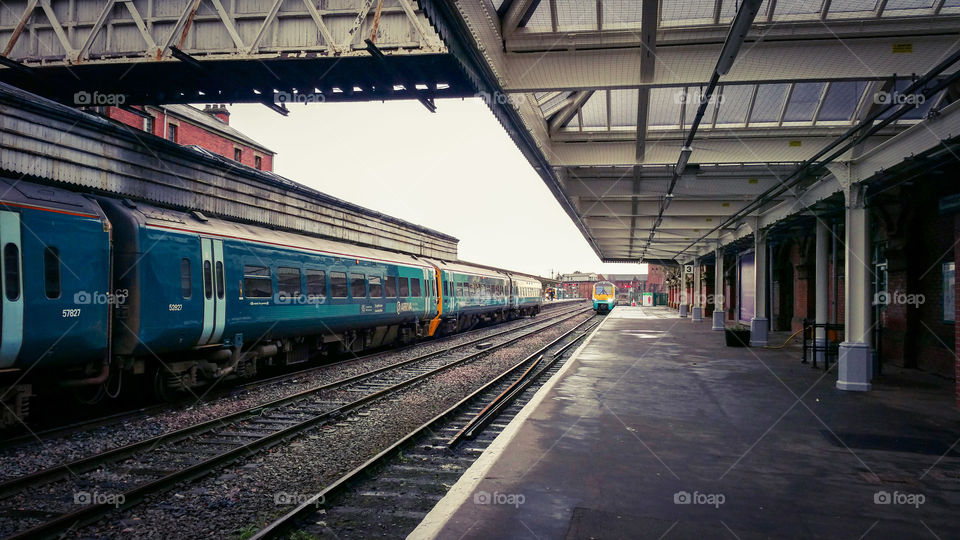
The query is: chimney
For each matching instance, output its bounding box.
[203,103,230,124]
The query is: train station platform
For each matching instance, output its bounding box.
[411,306,960,539]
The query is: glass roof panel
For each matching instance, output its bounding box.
[648,88,681,127]
[715,84,754,125]
[884,0,935,9]
[610,89,638,128]
[580,91,608,128]
[828,0,879,12]
[523,1,554,31]
[540,92,575,118]
[817,81,869,122]
[566,113,580,130]
[749,83,789,123]
[555,0,598,31]
[683,87,717,127]
[898,89,940,120]
[771,0,824,19]
[601,0,644,29]
[783,82,826,122]
[660,0,716,26]
[718,0,738,22]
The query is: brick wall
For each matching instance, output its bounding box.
[104,106,274,172]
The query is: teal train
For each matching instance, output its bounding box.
[0,177,542,425]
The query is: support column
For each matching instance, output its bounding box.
[838,183,873,391]
[814,219,829,365]
[713,246,725,330]
[750,229,769,346]
[679,271,688,317]
[692,258,703,321]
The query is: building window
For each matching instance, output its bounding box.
[385,275,397,297]
[351,273,366,298]
[243,265,272,298]
[330,271,348,298]
[255,155,262,170]
[306,269,326,299]
[144,115,154,135]
[369,275,383,297]
[277,267,302,298]
[234,148,242,161]
[167,123,178,143]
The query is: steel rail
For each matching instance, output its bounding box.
[4,308,592,540]
[249,314,601,539]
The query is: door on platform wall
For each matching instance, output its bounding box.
[872,241,888,374]
[739,251,755,323]
[775,244,794,331]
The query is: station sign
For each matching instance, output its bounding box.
[684,264,694,274]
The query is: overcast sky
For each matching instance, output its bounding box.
[229,98,647,279]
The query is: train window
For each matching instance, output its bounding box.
[306,269,326,298]
[203,260,213,299]
[399,277,409,297]
[443,282,448,296]
[411,278,421,297]
[243,265,272,298]
[278,267,302,298]
[179,258,191,299]
[351,273,366,298]
[215,262,225,299]
[44,247,61,299]
[330,272,348,298]
[369,275,383,297]
[385,275,397,297]
[3,244,18,301]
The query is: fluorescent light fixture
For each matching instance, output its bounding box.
[675,146,693,176]
[715,0,763,76]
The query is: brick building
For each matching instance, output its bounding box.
[557,272,599,299]
[101,104,274,171]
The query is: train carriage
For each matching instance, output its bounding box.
[592,281,616,313]
[0,178,113,424]
[0,177,546,420]
[97,197,443,394]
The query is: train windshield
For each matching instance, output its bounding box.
[595,284,612,295]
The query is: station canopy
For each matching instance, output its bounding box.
[456,0,960,264]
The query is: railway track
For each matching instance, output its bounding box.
[0,305,591,540]
[249,314,602,539]
[0,300,586,452]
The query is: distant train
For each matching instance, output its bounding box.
[592,281,616,313]
[0,177,542,426]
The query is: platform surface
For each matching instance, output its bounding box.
[411,306,960,539]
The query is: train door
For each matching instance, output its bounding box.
[197,238,226,345]
[0,211,23,368]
